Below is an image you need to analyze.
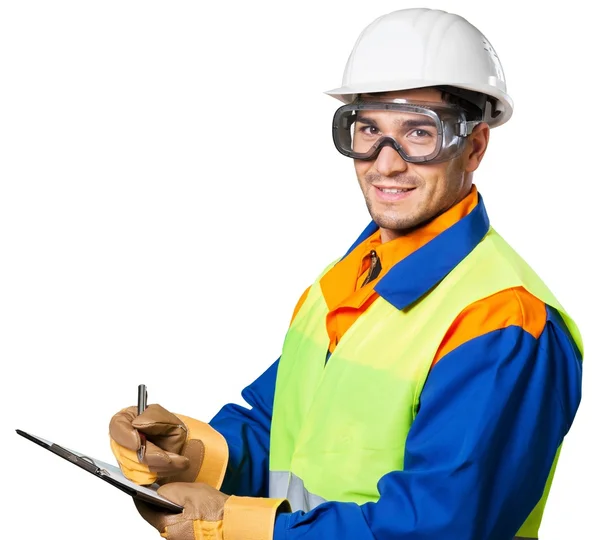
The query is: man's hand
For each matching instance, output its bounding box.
[134,482,291,540]
[109,404,228,488]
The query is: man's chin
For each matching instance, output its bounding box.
[367,198,427,231]
[372,213,419,232]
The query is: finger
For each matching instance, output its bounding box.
[157,482,207,506]
[109,406,141,450]
[133,498,181,533]
[133,404,187,454]
[111,437,189,478]
[133,404,182,431]
[110,438,157,485]
[157,483,228,521]
[145,441,190,475]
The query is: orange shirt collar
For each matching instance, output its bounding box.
[321,185,480,312]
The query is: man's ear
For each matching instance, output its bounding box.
[464,122,490,173]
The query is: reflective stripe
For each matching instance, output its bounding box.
[271,470,539,538]
[268,470,289,499]
[269,470,326,512]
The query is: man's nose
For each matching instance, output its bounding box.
[373,145,409,177]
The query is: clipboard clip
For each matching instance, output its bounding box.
[52,445,110,477]
[79,454,111,477]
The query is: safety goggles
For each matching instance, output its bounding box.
[332,99,481,164]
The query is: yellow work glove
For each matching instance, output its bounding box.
[109,404,228,488]
[134,482,291,540]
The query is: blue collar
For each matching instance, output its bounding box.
[343,193,491,311]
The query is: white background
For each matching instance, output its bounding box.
[1,1,597,538]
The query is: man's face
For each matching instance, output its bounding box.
[353,88,475,239]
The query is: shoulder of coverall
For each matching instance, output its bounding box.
[289,188,554,368]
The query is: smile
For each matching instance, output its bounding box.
[373,185,416,201]
[379,188,413,193]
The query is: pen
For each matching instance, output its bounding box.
[137,384,147,462]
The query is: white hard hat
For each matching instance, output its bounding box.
[325,8,513,128]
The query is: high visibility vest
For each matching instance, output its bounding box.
[270,228,582,538]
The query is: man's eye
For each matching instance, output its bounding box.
[409,129,433,138]
[359,125,380,136]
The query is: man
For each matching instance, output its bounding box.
[109,8,583,540]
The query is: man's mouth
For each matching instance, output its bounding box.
[373,185,416,201]
[376,187,415,193]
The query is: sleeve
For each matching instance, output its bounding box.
[208,286,311,498]
[209,358,279,498]
[273,305,583,540]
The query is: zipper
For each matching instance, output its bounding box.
[361,249,382,287]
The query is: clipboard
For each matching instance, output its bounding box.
[16,429,183,513]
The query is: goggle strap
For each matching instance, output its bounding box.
[458,120,482,137]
